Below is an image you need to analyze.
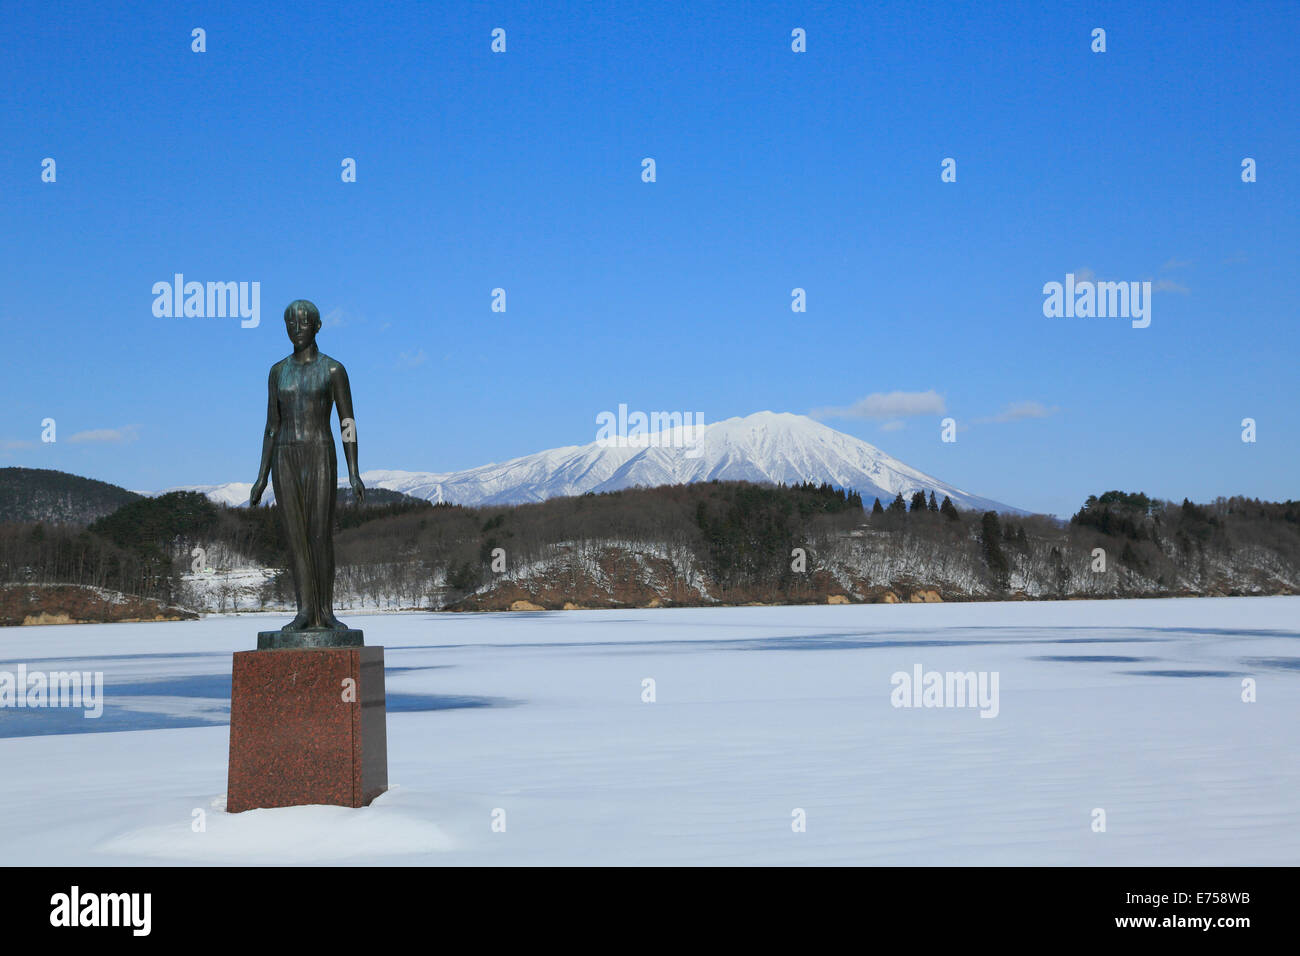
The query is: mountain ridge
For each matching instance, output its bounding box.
[147,411,1025,514]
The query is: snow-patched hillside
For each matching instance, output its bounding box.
[155,412,1020,513]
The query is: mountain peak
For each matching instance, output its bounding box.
[154,411,1022,513]
[362,411,1021,513]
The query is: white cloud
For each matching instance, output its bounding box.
[974,401,1059,425]
[323,306,388,329]
[67,425,141,444]
[810,390,946,421]
[1076,265,1189,294]
[396,349,427,369]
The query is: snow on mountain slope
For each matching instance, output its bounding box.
[153,412,1023,513]
[364,412,1023,513]
[141,482,254,508]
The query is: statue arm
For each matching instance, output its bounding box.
[332,362,364,503]
[250,366,279,505]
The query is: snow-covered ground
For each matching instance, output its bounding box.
[1,597,1297,865]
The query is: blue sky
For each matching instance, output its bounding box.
[1,0,1296,517]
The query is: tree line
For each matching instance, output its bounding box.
[1,477,1298,609]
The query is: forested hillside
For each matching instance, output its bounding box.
[0,467,141,524]
[3,472,1295,620]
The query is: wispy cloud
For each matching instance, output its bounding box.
[879,420,906,432]
[396,349,427,369]
[974,401,1059,424]
[1,439,37,450]
[324,306,390,330]
[321,307,351,328]
[810,389,946,421]
[67,424,141,444]
[1080,264,1189,295]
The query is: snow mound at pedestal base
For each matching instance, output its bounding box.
[96,786,453,863]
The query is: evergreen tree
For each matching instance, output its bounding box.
[980,511,1010,589]
[888,493,907,514]
[910,491,927,513]
[928,491,939,513]
[940,496,960,521]
[1120,541,1143,569]
[872,498,884,516]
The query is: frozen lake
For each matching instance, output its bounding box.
[1,597,1297,865]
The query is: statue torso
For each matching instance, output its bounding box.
[273,353,337,444]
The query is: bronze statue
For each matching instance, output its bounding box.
[250,299,364,637]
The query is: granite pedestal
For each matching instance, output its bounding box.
[227,634,388,813]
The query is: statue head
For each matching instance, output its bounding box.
[283,299,322,349]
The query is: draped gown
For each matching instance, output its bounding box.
[268,352,341,629]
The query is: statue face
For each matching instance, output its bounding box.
[284,309,320,349]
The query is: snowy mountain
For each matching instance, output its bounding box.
[364,412,1020,513]
[155,412,1023,513]
[144,482,254,508]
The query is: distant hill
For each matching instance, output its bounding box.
[141,481,429,509]
[336,486,424,508]
[0,468,142,525]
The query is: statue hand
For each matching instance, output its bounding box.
[250,479,266,507]
[350,474,365,505]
